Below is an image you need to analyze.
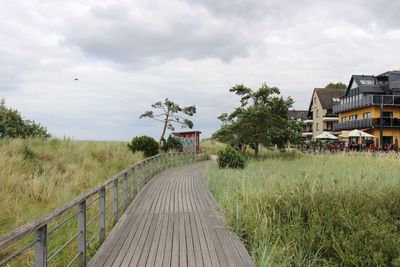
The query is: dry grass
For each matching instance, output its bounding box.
[0,138,142,236]
[200,139,227,155]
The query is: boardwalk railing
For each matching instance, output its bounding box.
[0,151,208,267]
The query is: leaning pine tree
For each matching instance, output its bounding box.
[213,83,294,156]
[140,98,196,145]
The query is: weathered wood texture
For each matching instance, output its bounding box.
[89,162,254,267]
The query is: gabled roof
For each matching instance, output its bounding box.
[288,110,308,120]
[315,88,346,109]
[307,88,346,116]
[345,75,384,96]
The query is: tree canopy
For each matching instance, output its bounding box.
[325,82,347,89]
[140,98,196,144]
[0,98,50,139]
[213,83,297,155]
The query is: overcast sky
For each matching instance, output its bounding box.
[1,0,400,140]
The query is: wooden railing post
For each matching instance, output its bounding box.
[98,187,105,245]
[141,161,145,184]
[77,201,86,267]
[34,225,47,267]
[137,163,141,192]
[130,168,135,197]
[122,173,128,212]
[112,180,118,225]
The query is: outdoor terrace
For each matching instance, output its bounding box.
[333,95,400,113]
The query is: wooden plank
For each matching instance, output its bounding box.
[189,213,204,267]
[171,213,180,267]
[153,214,169,267]
[88,161,254,267]
[184,213,195,267]
[144,213,165,267]
[161,214,174,267]
[132,213,159,266]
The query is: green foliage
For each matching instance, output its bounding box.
[213,83,296,155]
[0,99,50,139]
[140,98,196,144]
[206,155,400,266]
[325,82,347,89]
[128,135,159,158]
[19,143,37,160]
[217,146,245,169]
[161,135,183,152]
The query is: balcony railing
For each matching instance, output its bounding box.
[333,118,400,131]
[333,95,400,113]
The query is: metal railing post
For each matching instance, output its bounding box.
[99,187,105,245]
[77,201,86,267]
[34,225,47,267]
[122,172,128,212]
[112,180,118,225]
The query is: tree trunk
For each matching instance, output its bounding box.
[159,115,169,145]
[254,141,259,156]
[254,123,260,156]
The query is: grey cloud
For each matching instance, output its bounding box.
[64,2,252,66]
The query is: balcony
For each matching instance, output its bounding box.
[322,117,338,122]
[333,95,400,113]
[333,118,400,131]
[304,119,313,124]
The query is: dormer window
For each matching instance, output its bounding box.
[359,79,374,85]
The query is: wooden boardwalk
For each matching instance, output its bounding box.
[89,161,254,267]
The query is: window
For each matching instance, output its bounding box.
[349,115,358,121]
[342,117,346,123]
[316,123,319,131]
[363,112,371,119]
[316,109,319,118]
[383,112,393,118]
[326,122,333,131]
[359,79,375,85]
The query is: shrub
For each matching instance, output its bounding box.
[161,135,183,152]
[128,136,159,158]
[0,99,50,139]
[217,146,245,169]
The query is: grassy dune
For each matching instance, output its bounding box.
[206,153,400,266]
[200,139,226,155]
[0,138,142,236]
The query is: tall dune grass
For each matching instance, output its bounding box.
[206,153,400,266]
[200,139,226,155]
[0,138,142,236]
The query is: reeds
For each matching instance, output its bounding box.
[206,154,400,266]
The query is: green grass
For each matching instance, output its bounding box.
[206,153,400,266]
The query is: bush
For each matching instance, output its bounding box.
[128,136,159,158]
[217,146,245,169]
[161,135,183,152]
[0,99,50,139]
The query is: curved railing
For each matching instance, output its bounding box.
[0,151,208,266]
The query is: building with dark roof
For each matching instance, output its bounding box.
[288,110,308,121]
[303,87,346,139]
[333,70,400,148]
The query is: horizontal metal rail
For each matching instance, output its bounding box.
[0,151,208,266]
